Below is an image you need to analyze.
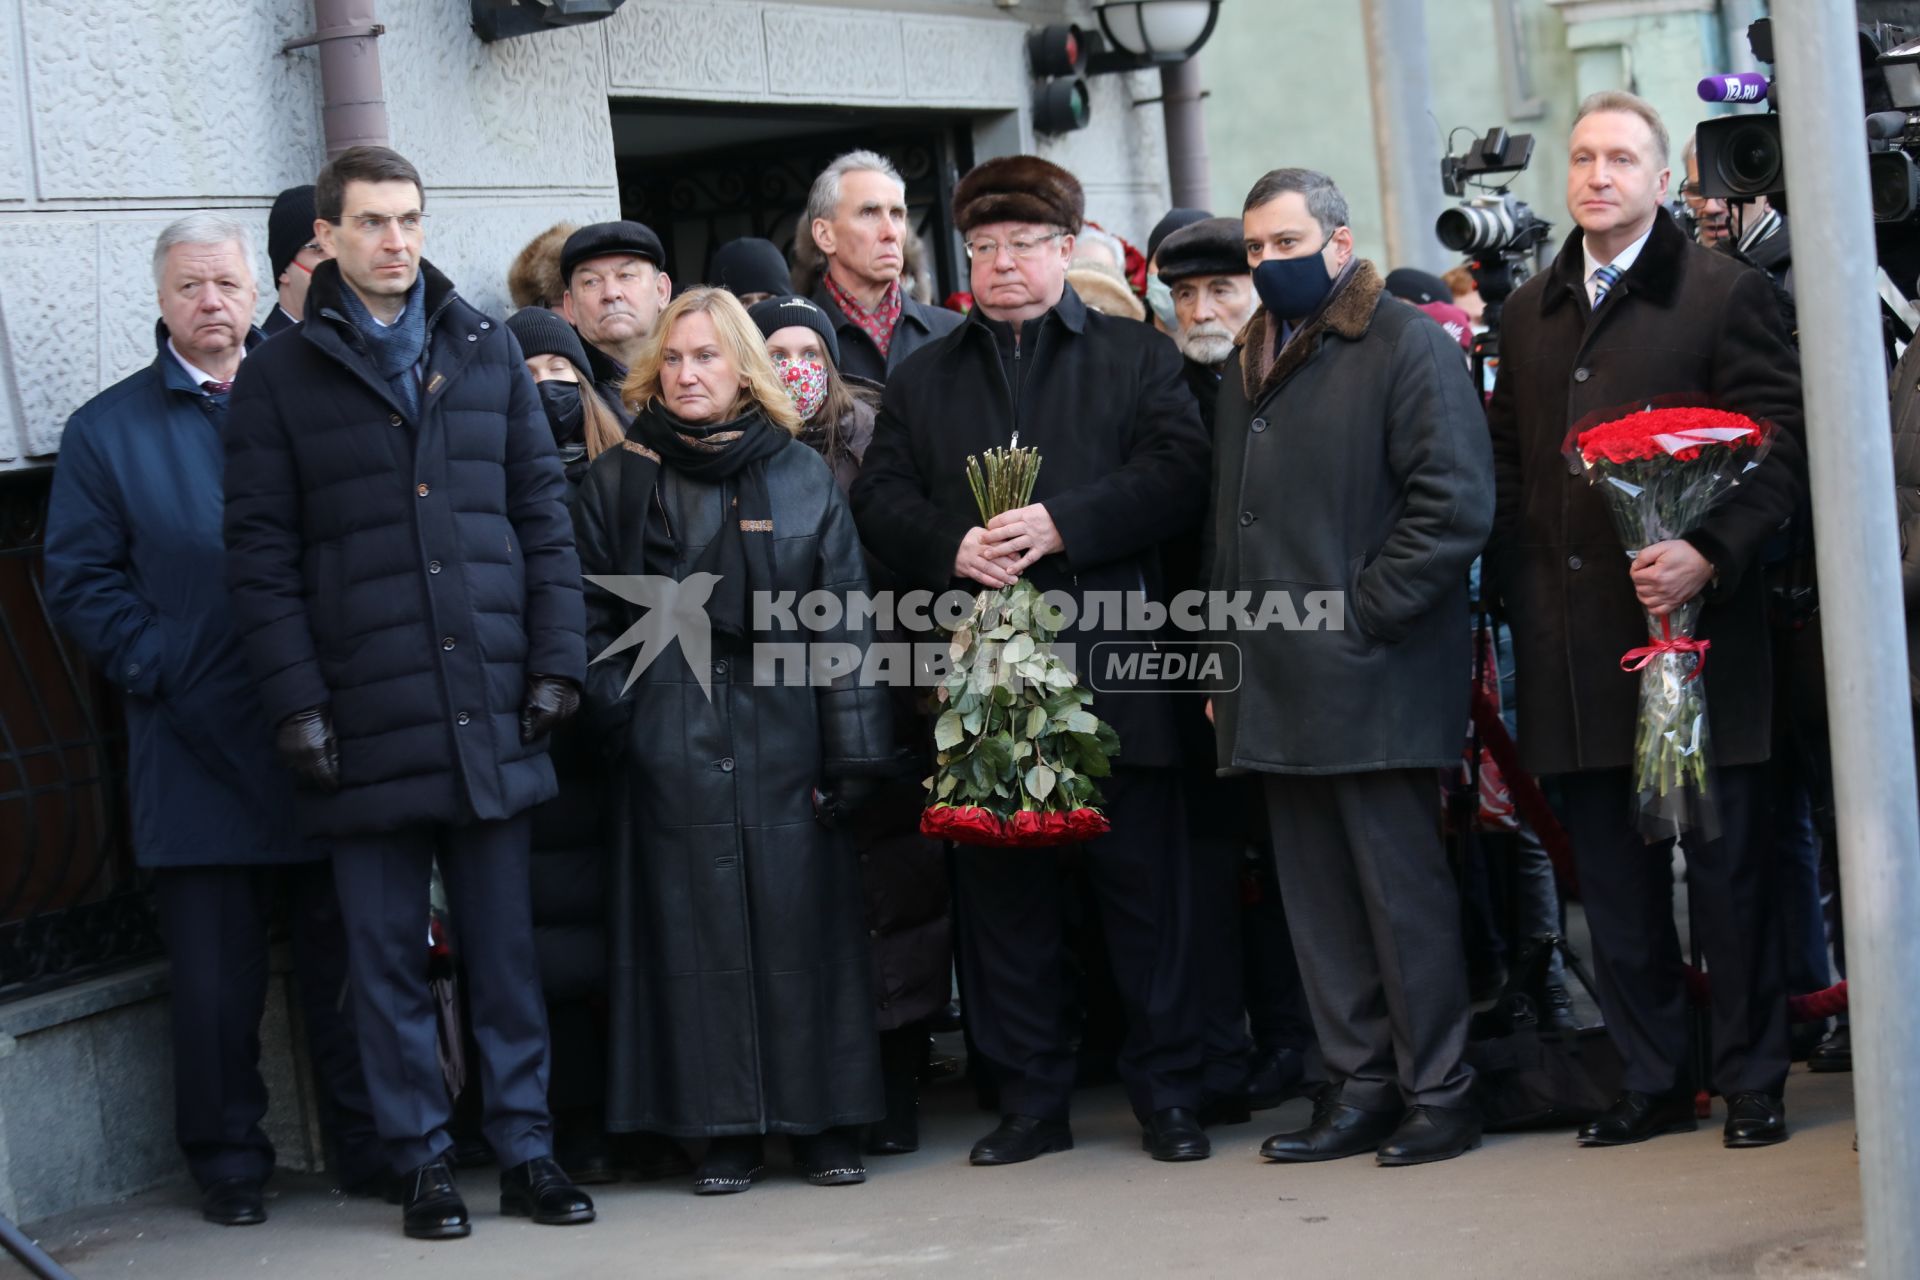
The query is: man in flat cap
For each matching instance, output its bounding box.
[1156,217,1258,431]
[853,154,1214,1167]
[559,219,670,420]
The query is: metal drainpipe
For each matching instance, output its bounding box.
[1159,57,1212,212]
[1773,3,1920,1276]
[287,0,389,157]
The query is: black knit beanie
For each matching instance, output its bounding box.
[747,295,841,367]
[268,185,317,285]
[506,306,592,377]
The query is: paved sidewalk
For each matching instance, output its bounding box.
[4,1067,1863,1279]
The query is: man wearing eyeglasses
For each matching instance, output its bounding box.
[853,155,1214,1167]
[263,185,331,336]
[223,145,592,1240]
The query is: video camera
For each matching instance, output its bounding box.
[1434,127,1555,385]
[1696,17,1920,222]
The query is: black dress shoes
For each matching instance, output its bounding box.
[200,1177,266,1227]
[1577,1090,1697,1147]
[500,1156,595,1225]
[1259,1099,1401,1163]
[1142,1108,1211,1161]
[693,1136,765,1195]
[1722,1093,1788,1148]
[400,1158,470,1241]
[1808,1026,1852,1073]
[969,1115,1074,1166]
[1376,1106,1482,1167]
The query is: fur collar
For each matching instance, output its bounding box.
[1237,259,1385,405]
[1539,206,1688,316]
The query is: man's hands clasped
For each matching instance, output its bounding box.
[954,503,1064,587]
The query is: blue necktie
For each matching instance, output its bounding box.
[1590,263,1623,309]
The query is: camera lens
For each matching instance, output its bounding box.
[1715,120,1783,196]
[1436,199,1518,254]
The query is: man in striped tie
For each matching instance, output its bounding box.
[1484,90,1807,1152]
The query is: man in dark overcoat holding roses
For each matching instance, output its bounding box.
[853,155,1215,1165]
[1484,92,1805,1149]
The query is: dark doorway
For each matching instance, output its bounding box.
[612,102,978,304]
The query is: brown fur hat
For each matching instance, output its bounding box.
[507,221,576,311]
[953,155,1084,235]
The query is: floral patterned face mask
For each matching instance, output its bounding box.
[772,355,829,421]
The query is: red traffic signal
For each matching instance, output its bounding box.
[1027,24,1088,77]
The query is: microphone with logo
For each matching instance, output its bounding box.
[1696,72,1771,104]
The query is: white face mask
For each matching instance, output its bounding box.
[1144,272,1177,327]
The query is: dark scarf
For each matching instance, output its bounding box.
[335,273,427,416]
[627,401,790,645]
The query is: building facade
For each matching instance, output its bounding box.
[0,0,1176,1225]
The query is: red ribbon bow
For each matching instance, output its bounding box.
[1619,617,1711,681]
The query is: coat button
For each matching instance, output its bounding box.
[1240,511,1256,527]
[1568,555,1584,570]
[390,413,402,426]
[466,333,478,342]
[1574,367,1592,383]
[1567,459,1582,476]
[869,929,878,939]
[126,663,140,678]
[442,636,456,651]
[456,712,470,725]
[713,660,728,676]
[719,757,734,772]
[417,483,430,497]
[429,560,442,574]
[1250,417,1268,433]
[479,320,491,330]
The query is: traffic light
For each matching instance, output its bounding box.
[1028,25,1092,135]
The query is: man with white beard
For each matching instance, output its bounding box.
[1155,217,1259,431]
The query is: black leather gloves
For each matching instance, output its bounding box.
[521,675,582,743]
[277,706,340,792]
[813,776,880,830]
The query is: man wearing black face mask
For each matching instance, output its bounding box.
[1206,168,1494,1167]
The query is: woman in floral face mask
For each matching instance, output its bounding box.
[748,294,881,498]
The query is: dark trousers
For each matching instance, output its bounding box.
[1240,842,1317,1054]
[953,767,1205,1123]
[1553,764,1788,1098]
[331,814,553,1173]
[152,861,380,1189]
[1262,769,1474,1112]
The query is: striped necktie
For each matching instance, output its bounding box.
[1590,262,1623,310]
[201,379,233,395]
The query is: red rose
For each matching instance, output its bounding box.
[1009,810,1051,846]
[1066,807,1111,840]
[921,805,1007,845]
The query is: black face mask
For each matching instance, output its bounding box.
[1252,246,1337,323]
[537,380,584,447]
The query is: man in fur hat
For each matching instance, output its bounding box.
[853,154,1215,1166]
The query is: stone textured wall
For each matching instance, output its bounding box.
[1,0,1168,467]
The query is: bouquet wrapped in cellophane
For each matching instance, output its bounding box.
[1565,405,1776,841]
[919,447,1119,847]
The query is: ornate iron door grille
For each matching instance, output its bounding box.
[0,468,158,1002]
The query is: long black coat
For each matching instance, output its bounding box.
[1207,261,1494,773]
[223,259,586,836]
[850,285,1211,768]
[1485,211,1805,776]
[573,433,893,1137]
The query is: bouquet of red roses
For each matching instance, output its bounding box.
[919,447,1118,847]
[1566,405,1776,840]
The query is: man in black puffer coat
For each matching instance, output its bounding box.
[223,147,592,1241]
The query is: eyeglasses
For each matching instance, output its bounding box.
[964,231,1063,262]
[338,212,428,237]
